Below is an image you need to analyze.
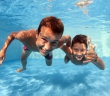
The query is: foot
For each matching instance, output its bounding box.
[16,68,26,72]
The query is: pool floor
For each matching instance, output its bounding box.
[0,57,110,96]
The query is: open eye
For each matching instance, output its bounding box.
[42,38,47,41]
[41,38,47,43]
[51,42,58,46]
[81,49,86,52]
[73,48,78,52]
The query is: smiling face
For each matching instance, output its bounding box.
[36,26,62,56]
[72,43,87,61]
[71,34,87,61]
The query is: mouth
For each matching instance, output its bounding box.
[75,56,83,60]
[39,47,48,55]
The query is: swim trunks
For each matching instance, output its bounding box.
[23,46,30,51]
[44,52,53,60]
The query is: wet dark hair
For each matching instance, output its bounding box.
[71,34,87,48]
[37,16,64,36]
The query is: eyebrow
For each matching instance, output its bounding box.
[41,35,59,42]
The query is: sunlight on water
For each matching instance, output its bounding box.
[0,59,110,96]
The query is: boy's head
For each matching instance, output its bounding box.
[36,16,64,56]
[71,34,87,48]
[38,16,64,36]
[71,34,87,61]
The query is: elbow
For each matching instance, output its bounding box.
[9,32,17,40]
[66,35,71,42]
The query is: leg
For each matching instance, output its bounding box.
[45,59,52,66]
[16,49,32,72]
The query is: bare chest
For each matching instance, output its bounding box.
[22,37,38,52]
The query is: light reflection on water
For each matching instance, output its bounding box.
[0,58,110,96]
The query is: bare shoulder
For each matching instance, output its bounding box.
[15,29,37,40]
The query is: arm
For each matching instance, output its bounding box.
[1,32,18,53]
[0,32,18,64]
[83,49,105,70]
[84,36,105,70]
[57,35,71,48]
[60,45,72,64]
[0,31,27,64]
[92,54,105,70]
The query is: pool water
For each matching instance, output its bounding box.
[0,0,110,96]
[0,58,110,96]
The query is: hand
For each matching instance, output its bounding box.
[64,55,70,64]
[0,50,5,65]
[83,36,97,63]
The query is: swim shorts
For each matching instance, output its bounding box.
[23,46,30,51]
[44,52,53,60]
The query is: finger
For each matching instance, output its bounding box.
[0,60,3,65]
[87,36,96,51]
[83,59,92,63]
[0,57,4,65]
[85,53,94,57]
[92,44,96,51]
[87,36,93,50]
[86,50,96,56]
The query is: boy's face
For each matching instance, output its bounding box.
[36,26,62,56]
[72,43,87,61]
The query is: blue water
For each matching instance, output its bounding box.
[0,0,110,96]
[0,58,110,96]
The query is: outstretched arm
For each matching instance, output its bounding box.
[83,36,105,70]
[57,35,71,48]
[1,32,17,53]
[60,44,72,64]
[92,54,105,70]
[0,30,29,65]
[0,32,18,64]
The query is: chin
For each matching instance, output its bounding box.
[40,51,49,56]
[39,50,45,56]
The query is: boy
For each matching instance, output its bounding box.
[0,16,71,72]
[60,34,105,70]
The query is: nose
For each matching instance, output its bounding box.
[77,51,82,55]
[44,42,52,51]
